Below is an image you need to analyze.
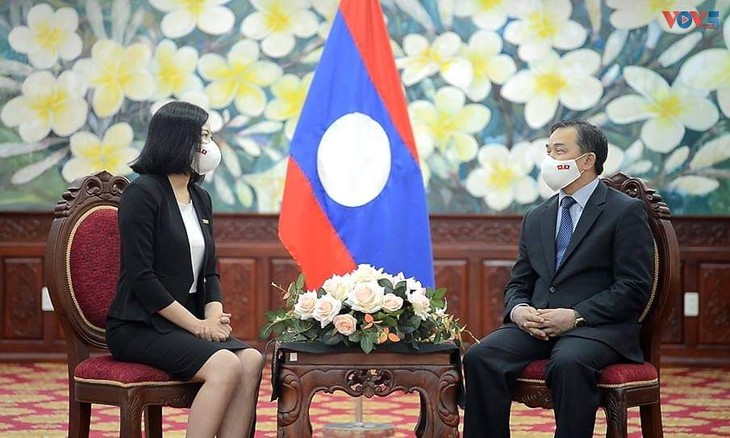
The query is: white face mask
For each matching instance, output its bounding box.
[191,140,221,175]
[540,153,588,191]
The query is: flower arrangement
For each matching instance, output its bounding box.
[260,264,464,354]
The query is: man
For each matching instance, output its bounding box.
[463,120,654,438]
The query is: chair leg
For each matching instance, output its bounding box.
[119,404,143,438]
[145,405,163,438]
[640,403,664,438]
[603,391,628,438]
[68,400,91,438]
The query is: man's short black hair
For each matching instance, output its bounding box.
[550,120,608,175]
[130,101,209,181]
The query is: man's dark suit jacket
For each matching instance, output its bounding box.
[106,174,223,333]
[503,181,654,362]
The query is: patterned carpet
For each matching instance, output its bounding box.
[0,363,728,437]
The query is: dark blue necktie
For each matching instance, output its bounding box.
[556,196,576,268]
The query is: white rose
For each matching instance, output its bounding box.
[405,277,424,293]
[350,264,385,282]
[333,314,358,336]
[313,294,342,328]
[381,293,404,313]
[408,291,431,320]
[322,274,352,301]
[293,291,318,319]
[346,280,385,313]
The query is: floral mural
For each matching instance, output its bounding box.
[0,0,728,215]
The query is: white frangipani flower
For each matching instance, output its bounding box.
[503,0,586,61]
[396,32,472,90]
[408,86,491,163]
[689,135,730,170]
[668,176,720,195]
[62,123,138,182]
[664,146,689,173]
[198,40,282,117]
[461,31,516,102]
[264,73,314,139]
[73,40,154,118]
[678,19,730,117]
[607,0,704,33]
[453,0,510,31]
[244,159,288,213]
[241,0,319,58]
[8,4,82,69]
[150,0,235,38]
[150,40,202,100]
[606,66,719,153]
[465,143,539,211]
[1,71,87,143]
[312,0,339,39]
[501,50,603,129]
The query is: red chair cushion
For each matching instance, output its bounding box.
[519,359,658,386]
[74,355,183,385]
[68,208,120,328]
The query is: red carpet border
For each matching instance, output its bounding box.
[0,364,728,437]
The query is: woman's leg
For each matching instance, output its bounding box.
[188,350,243,437]
[217,348,265,438]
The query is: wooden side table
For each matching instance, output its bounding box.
[272,342,462,437]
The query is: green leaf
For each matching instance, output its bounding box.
[295,273,305,291]
[360,336,374,354]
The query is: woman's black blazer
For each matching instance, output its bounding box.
[107,174,222,333]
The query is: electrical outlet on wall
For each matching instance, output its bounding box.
[41,287,54,312]
[684,292,699,317]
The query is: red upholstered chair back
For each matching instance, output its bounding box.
[46,171,129,351]
[68,207,120,331]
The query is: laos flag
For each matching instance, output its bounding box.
[278,0,434,289]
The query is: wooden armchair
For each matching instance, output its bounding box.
[45,171,201,437]
[511,172,681,437]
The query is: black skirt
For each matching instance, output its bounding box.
[107,321,250,381]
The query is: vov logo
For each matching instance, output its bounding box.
[662,10,721,29]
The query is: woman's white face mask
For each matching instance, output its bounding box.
[540,153,589,191]
[191,140,221,175]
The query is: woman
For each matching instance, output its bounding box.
[106,101,263,437]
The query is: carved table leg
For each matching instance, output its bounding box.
[277,368,314,438]
[412,368,460,438]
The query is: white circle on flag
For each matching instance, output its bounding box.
[317,112,391,207]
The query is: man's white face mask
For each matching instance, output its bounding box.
[191,140,221,175]
[540,153,589,191]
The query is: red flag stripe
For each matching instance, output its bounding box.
[278,159,356,289]
[339,0,420,163]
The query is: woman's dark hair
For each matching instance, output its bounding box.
[550,120,608,175]
[130,101,209,182]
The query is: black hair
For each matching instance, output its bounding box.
[130,101,209,183]
[550,120,608,175]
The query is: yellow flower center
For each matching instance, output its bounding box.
[535,72,566,97]
[487,163,517,191]
[527,10,557,39]
[648,0,676,13]
[34,22,64,50]
[652,95,682,121]
[470,54,489,78]
[158,60,185,92]
[477,0,502,11]
[30,88,68,121]
[181,0,206,17]
[264,4,292,32]
[432,116,458,149]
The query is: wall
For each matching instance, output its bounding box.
[0,1,729,215]
[1,213,728,365]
